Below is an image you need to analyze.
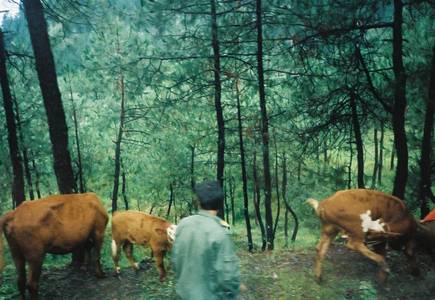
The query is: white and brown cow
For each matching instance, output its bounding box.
[307,189,419,288]
[0,193,109,300]
[111,210,176,282]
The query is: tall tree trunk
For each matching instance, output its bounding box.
[112,71,125,214]
[272,133,280,240]
[167,182,174,217]
[236,85,253,251]
[378,126,384,185]
[350,90,364,188]
[0,29,25,207]
[13,95,35,200]
[253,151,266,251]
[211,0,225,220]
[190,144,197,213]
[256,0,274,251]
[70,89,84,193]
[372,129,379,189]
[282,154,298,243]
[22,0,77,194]
[121,160,129,210]
[419,43,435,219]
[392,0,408,199]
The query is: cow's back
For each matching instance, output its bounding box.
[112,210,171,247]
[4,193,108,254]
[318,189,417,236]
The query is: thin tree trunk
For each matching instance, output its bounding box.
[230,176,235,226]
[121,160,128,210]
[256,0,274,251]
[70,88,84,193]
[378,126,384,185]
[350,90,364,188]
[22,0,77,195]
[272,133,280,240]
[282,154,298,242]
[12,93,34,200]
[372,129,379,189]
[32,157,42,199]
[392,0,408,199]
[0,28,25,207]
[112,71,125,214]
[236,84,253,251]
[167,182,173,217]
[253,151,266,251]
[210,1,225,211]
[419,43,435,219]
[190,144,197,213]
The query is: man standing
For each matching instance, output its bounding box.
[172,180,244,299]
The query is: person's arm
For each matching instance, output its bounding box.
[215,233,242,298]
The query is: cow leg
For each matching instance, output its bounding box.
[7,240,27,300]
[92,235,106,278]
[402,240,420,276]
[14,257,27,300]
[83,242,92,270]
[112,240,122,274]
[315,224,339,283]
[152,248,167,282]
[122,241,139,271]
[373,241,389,287]
[346,238,389,284]
[26,255,45,300]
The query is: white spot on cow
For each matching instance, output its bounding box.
[111,240,117,258]
[167,225,177,243]
[360,210,386,233]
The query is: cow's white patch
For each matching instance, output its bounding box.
[167,224,177,243]
[111,240,117,257]
[360,210,386,233]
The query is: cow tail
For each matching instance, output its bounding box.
[306,198,322,218]
[0,217,5,278]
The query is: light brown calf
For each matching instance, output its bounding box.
[0,193,109,300]
[308,189,419,288]
[111,210,176,282]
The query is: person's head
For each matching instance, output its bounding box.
[195,180,224,211]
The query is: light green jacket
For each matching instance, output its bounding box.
[172,210,241,300]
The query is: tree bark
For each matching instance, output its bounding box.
[112,71,125,214]
[419,43,435,219]
[256,0,274,251]
[0,29,25,207]
[235,83,253,251]
[211,0,226,220]
[372,129,379,189]
[350,90,364,188]
[391,0,408,199]
[22,0,77,194]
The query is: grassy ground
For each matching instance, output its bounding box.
[1,226,435,299]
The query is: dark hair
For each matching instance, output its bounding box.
[195,180,223,210]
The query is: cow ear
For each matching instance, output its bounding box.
[155,228,166,235]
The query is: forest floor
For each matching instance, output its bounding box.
[2,238,435,300]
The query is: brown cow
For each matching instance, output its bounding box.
[307,189,419,288]
[0,193,109,300]
[111,210,176,282]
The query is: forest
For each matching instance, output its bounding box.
[0,1,435,296]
